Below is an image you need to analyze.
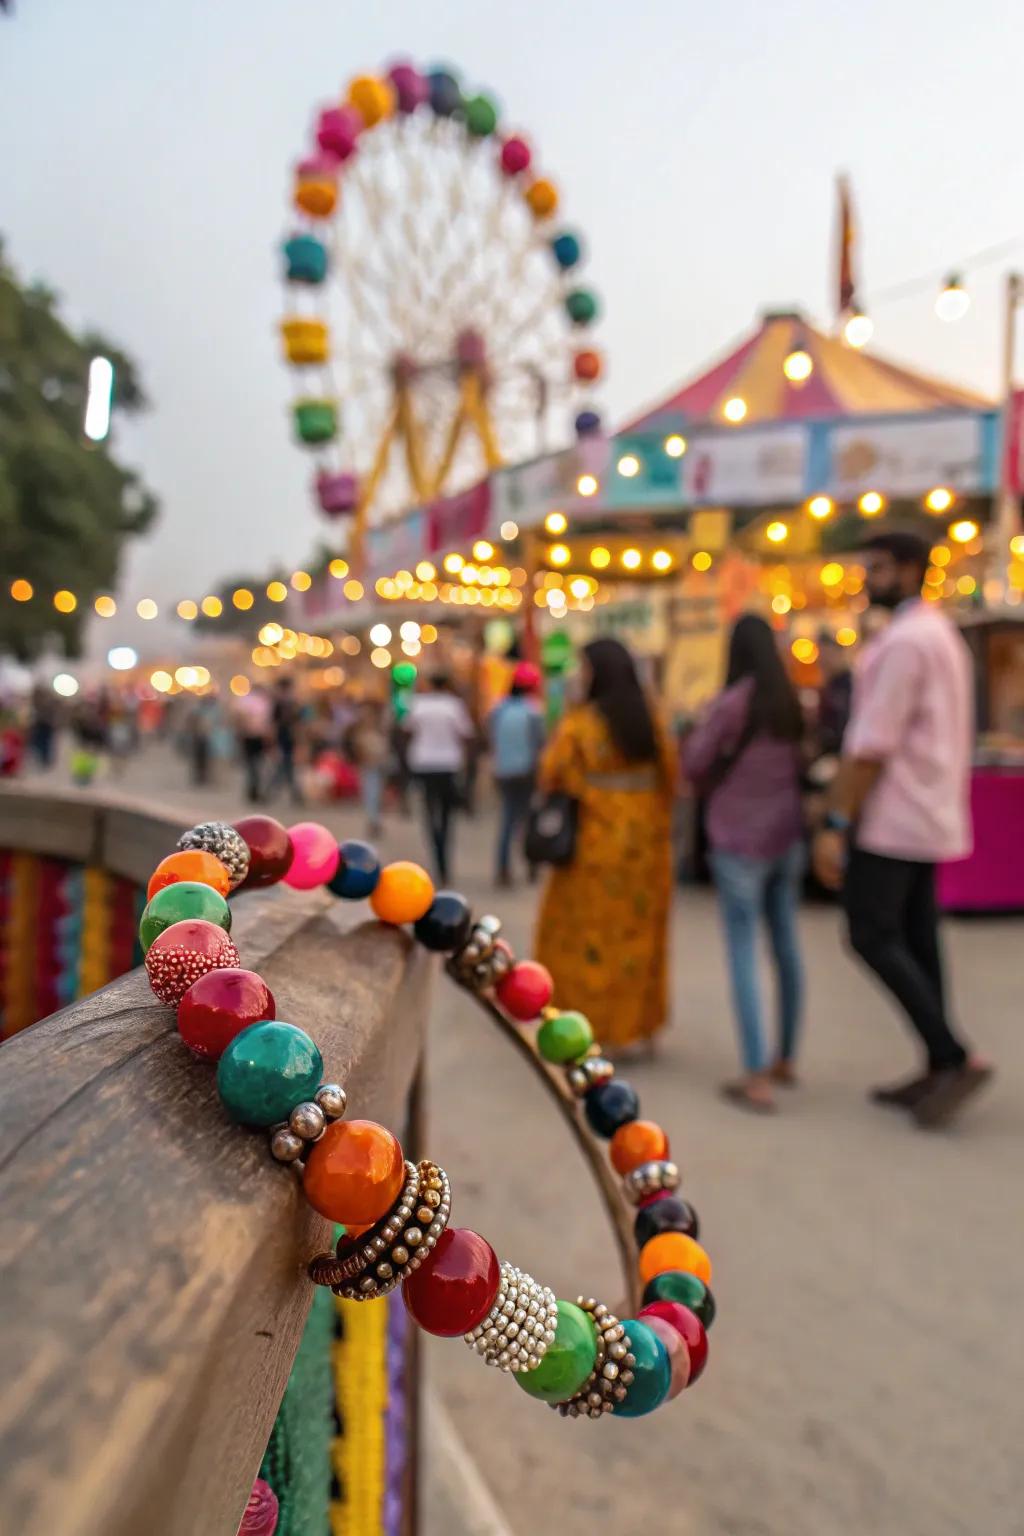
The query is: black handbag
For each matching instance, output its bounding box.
[523,791,579,867]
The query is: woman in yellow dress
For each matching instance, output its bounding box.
[534,638,677,1053]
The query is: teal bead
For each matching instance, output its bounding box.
[139,881,231,955]
[642,1269,716,1330]
[515,1300,597,1405]
[537,1010,593,1064]
[216,1021,323,1126]
[614,1319,671,1417]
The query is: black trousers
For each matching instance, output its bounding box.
[843,846,967,1071]
[417,771,458,882]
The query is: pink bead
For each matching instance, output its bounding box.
[283,822,340,889]
[296,151,339,180]
[642,1315,690,1401]
[236,1478,279,1536]
[500,136,531,176]
[495,959,554,1021]
[388,62,428,114]
[316,106,361,161]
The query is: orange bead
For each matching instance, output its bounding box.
[303,1118,405,1231]
[638,1232,712,1288]
[610,1119,669,1176]
[369,861,435,925]
[148,850,231,902]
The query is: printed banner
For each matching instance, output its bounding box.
[828,413,986,498]
[683,426,807,507]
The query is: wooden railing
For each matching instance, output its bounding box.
[0,789,431,1536]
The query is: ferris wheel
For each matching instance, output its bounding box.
[279,61,606,563]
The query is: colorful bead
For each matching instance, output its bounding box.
[635,1194,700,1249]
[147,850,230,902]
[500,135,531,176]
[413,891,472,953]
[144,919,240,1006]
[237,1477,280,1536]
[584,1079,639,1138]
[565,287,599,325]
[638,1231,712,1287]
[283,822,340,890]
[610,1119,669,1176]
[642,1270,716,1330]
[537,1009,593,1064]
[428,68,462,117]
[176,821,250,890]
[551,231,583,270]
[327,839,381,899]
[637,1315,689,1402]
[525,177,558,219]
[495,960,554,1021]
[515,1300,598,1405]
[139,881,231,955]
[234,815,294,888]
[216,1020,323,1126]
[347,74,394,127]
[388,62,429,115]
[177,968,276,1061]
[647,1301,707,1384]
[403,1227,500,1337]
[303,1119,405,1231]
[369,861,435,925]
[463,93,498,137]
[613,1319,671,1417]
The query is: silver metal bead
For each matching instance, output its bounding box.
[566,1056,615,1097]
[289,1101,326,1141]
[391,1245,409,1266]
[315,1083,348,1120]
[623,1158,681,1204]
[477,914,502,937]
[177,821,250,890]
[270,1128,304,1163]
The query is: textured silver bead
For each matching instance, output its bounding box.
[566,1057,615,1097]
[176,821,250,890]
[288,1101,326,1141]
[332,1162,451,1299]
[465,1262,559,1373]
[552,1299,634,1418]
[270,1128,305,1163]
[315,1083,348,1120]
[623,1159,680,1204]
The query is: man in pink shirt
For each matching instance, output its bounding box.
[813,531,992,1127]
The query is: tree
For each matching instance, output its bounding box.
[0,242,158,659]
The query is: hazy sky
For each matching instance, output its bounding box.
[3,0,1022,645]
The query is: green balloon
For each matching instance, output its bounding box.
[463,93,498,137]
[392,661,417,687]
[516,1301,597,1404]
[216,1021,323,1126]
[139,881,231,955]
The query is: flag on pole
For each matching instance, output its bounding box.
[836,174,858,320]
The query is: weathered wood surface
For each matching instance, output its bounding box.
[0,791,431,1536]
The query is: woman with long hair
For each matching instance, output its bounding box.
[534,637,676,1054]
[685,613,806,1112]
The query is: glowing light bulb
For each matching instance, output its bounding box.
[267,581,288,602]
[10,579,33,602]
[230,675,251,697]
[807,495,834,520]
[820,562,844,586]
[94,595,117,617]
[783,349,813,382]
[500,520,519,540]
[949,519,979,544]
[548,544,571,567]
[259,623,284,645]
[621,548,642,570]
[369,624,392,646]
[651,549,673,571]
[935,276,970,323]
[150,670,173,693]
[291,570,311,592]
[664,434,687,458]
[415,561,436,582]
[473,541,494,562]
[54,590,77,614]
[924,487,954,514]
[617,454,640,478]
[443,552,464,574]
[107,646,137,671]
[723,397,747,423]
[766,521,788,544]
[83,356,114,442]
[329,558,349,579]
[233,588,254,610]
[136,598,158,620]
[576,473,599,497]
[53,673,79,697]
[201,595,223,617]
[836,628,858,647]
[843,311,873,349]
[343,579,364,600]
[792,638,819,664]
[590,546,611,569]
[692,551,712,572]
[858,491,885,517]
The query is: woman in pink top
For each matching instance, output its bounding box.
[686,615,805,1113]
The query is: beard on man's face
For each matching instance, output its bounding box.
[866,578,905,610]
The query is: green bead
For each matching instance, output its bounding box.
[565,287,599,325]
[463,93,498,137]
[139,881,231,955]
[216,1021,323,1126]
[537,1010,593,1064]
[642,1269,715,1328]
[515,1300,597,1404]
[614,1319,671,1417]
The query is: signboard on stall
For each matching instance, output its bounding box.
[491,451,576,531]
[828,413,987,497]
[684,426,807,507]
[365,509,425,583]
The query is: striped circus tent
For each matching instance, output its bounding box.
[626,309,990,433]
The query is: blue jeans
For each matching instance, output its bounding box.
[710,843,805,1074]
[495,773,535,879]
[360,765,384,830]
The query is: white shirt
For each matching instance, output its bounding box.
[406,693,474,772]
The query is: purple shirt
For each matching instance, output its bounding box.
[684,678,804,859]
[845,600,973,861]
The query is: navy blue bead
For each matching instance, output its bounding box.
[328,840,381,899]
[584,1079,639,1138]
[634,1195,700,1250]
[413,891,472,953]
[575,408,602,438]
[428,69,462,117]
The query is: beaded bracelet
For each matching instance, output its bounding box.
[140,815,716,1421]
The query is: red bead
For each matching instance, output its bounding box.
[495,960,554,1021]
[177,968,276,1060]
[234,815,294,889]
[640,1301,708,1385]
[402,1227,500,1337]
[144,919,241,1006]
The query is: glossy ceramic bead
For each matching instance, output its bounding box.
[303,1119,405,1230]
[494,960,553,1021]
[413,891,472,952]
[328,839,381,899]
[145,919,241,1006]
[403,1227,500,1337]
[650,1301,707,1383]
[283,822,340,889]
[234,815,294,888]
[178,968,276,1061]
[370,861,435,925]
[640,1315,690,1401]
[139,881,231,955]
[610,1119,669,1176]
[613,1318,672,1417]
[147,850,231,902]
[635,1195,700,1249]
[584,1079,639,1138]
[515,1300,598,1404]
[642,1270,716,1330]
[537,1009,593,1064]
[216,1021,323,1126]
[639,1231,712,1287]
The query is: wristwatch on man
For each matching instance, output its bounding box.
[823,810,852,835]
